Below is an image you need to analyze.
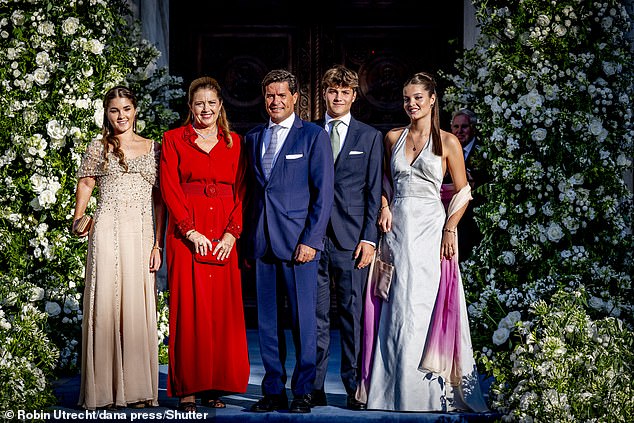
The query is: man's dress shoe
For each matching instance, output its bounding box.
[250,394,288,412]
[310,389,327,406]
[290,394,312,413]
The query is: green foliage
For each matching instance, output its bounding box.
[0,0,183,410]
[444,0,633,420]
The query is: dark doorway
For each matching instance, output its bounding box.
[169,0,464,326]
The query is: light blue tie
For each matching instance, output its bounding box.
[262,125,280,179]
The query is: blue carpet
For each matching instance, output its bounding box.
[49,330,499,422]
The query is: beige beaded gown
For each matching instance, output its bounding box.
[77,139,160,410]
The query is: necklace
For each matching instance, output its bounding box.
[192,125,216,140]
[409,131,430,151]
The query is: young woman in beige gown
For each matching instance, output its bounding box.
[73,86,166,410]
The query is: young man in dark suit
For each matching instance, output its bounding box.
[312,65,383,410]
[242,69,334,414]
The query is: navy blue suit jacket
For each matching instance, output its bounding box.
[242,115,335,260]
[316,117,383,250]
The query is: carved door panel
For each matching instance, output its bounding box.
[169,5,462,326]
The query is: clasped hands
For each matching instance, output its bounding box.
[187,230,235,261]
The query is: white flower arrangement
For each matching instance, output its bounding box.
[444,0,633,420]
[0,0,183,411]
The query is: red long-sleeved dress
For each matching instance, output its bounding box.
[160,124,249,397]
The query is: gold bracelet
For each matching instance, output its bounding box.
[379,205,389,212]
[152,246,163,251]
[443,228,456,234]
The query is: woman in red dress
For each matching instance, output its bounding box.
[160,76,249,412]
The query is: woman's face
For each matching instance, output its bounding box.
[189,88,221,128]
[106,97,136,135]
[402,84,435,121]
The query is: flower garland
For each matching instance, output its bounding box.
[0,0,183,410]
[443,0,634,420]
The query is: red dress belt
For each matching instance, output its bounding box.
[180,182,233,198]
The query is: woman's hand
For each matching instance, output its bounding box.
[187,230,213,256]
[378,206,392,233]
[441,229,456,259]
[149,247,163,272]
[71,216,92,238]
[212,233,236,261]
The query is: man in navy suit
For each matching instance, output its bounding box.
[312,65,383,410]
[242,69,334,414]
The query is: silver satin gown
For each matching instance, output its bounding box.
[366,128,488,412]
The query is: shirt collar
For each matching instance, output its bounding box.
[325,113,351,128]
[268,113,295,130]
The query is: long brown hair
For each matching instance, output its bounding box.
[101,86,137,171]
[184,76,233,148]
[403,72,442,156]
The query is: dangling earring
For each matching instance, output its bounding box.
[133,116,137,133]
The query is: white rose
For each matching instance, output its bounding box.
[553,24,567,37]
[493,327,510,345]
[537,14,550,27]
[64,296,80,312]
[506,311,521,326]
[45,301,62,317]
[11,10,25,26]
[38,21,55,37]
[30,173,47,193]
[82,66,94,77]
[35,51,50,67]
[531,128,547,141]
[501,251,515,265]
[87,38,104,55]
[546,222,564,242]
[46,120,67,140]
[61,17,80,35]
[75,98,90,109]
[522,89,544,109]
[588,118,603,136]
[602,61,616,76]
[33,68,50,85]
[38,189,57,207]
[136,119,146,133]
[30,286,45,301]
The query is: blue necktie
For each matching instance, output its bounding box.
[262,125,280,179]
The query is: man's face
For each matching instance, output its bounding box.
[264,82,298,123]
[451,114,474,146]
[324,85,356,119]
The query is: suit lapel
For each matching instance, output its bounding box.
[335,118,360,169]
[267,116,303,181]
[254,125,268,179]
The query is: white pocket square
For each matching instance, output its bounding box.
[349,150,364,155]
[285,153,303,160]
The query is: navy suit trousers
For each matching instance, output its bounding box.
[256,254,318,397]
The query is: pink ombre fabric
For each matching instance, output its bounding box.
[419,185,472,385]
[418,256,461,384]
[355,251,384,403]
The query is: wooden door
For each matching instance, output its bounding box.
[170,1,464,326]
